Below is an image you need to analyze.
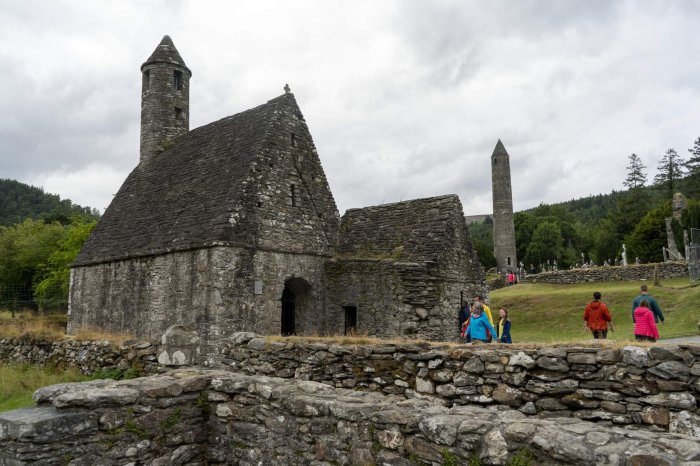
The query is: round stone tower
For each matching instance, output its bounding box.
[140,35,192,162]
[491,139,518,273]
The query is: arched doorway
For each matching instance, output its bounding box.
[280,277,311,336]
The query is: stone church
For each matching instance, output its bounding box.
[68,36,485,350]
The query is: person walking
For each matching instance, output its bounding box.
[496,308,512,343]
[632,284,665,325]
[583,291,614,339]
[469,303,497,343]
[474,295,494,326]
[633,299,660,342]
[458,301,470,331]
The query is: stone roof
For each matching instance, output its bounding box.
[141,35,191,75]
[338,195,468,262]
[492,139,508,157]
[74,93,302,266]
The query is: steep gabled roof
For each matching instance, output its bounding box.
[74,93,296,266]
[338,195,466,262]
[141,35,191,75]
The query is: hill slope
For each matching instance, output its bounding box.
[490,278,699,342]
[0,179,98,226]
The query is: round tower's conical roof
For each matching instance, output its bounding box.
[141,35,191,76]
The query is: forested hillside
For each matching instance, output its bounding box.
[0,179,99,312]
[0,179,99,226]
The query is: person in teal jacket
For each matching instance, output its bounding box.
[632,284,665,324]
[469,303,497,343]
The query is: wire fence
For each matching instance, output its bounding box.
[0,284,67,314]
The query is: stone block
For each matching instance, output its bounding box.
[157,325,200,366]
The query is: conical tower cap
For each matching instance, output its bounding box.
[492,139,509,157]
[141,35,191,76]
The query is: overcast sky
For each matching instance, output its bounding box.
[1,1,699,216]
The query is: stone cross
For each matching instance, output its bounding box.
[284,83,291,94]
[622,244,628,267]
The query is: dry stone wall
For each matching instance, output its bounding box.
[1,369,698,465]
[527,261,688,284]
[0,337,161,375]
[220,334,700,435]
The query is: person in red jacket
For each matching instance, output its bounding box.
[633,299,660,342]
[583,292,614,339]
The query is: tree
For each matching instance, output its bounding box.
[623,153,647,189]
[685,137,700,198]
[34,220,97,311]
[523,221,566,268]
[686,137,700,176]
[0,219,67,311]
[625,203,671,263]
[653,148,685,199]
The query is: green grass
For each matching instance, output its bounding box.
[0,364,88,412]
[490,278,700,343]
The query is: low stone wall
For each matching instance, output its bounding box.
[527,261,688,284]
[1,369,698,465]
[0,337,161,375]
[221,334,700,434]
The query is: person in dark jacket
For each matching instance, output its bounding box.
[497,308,512,343]
[584,291,614,339]
[458,301,470,330]
[632,284,665,325]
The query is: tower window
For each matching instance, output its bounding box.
[291,133,297,147]
[291,184,297,206]
[175,107,184,120]
[173,70,183,90]
[507,257,511,266]
[142,70,150,90]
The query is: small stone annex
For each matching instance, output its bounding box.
[67,36,485,352]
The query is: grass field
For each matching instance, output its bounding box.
[0,364,88,412]
[490,278,700,343]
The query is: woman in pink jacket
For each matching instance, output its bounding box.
[633,299,660,342]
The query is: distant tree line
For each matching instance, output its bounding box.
[0,179,99,312]
[470,137,700,271]
[0,178,99,226]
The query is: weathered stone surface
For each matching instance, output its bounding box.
[507,351,535,369]
[536,356,569,372]
[639,392,695,409]
[669,411,700,437]
[0,407,97,442]
[53,387,140,408]
[641,406,670,426]
[528,261,688,284]
[622,346,650,367]
[3,370,699,465]
[491,384,523,407]
[648,360,691,380]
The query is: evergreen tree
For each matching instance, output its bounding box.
[685,137,700,198]
[653,148,685,199]
[686,137,700,176]
[623,153,647,189]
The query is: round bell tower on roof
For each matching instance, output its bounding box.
[139,36,192,163]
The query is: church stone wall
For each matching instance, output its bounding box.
[69,246,330,357]
[324,259,486,340]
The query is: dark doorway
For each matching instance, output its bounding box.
[344,306,357,335]
[281,286,295,336]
